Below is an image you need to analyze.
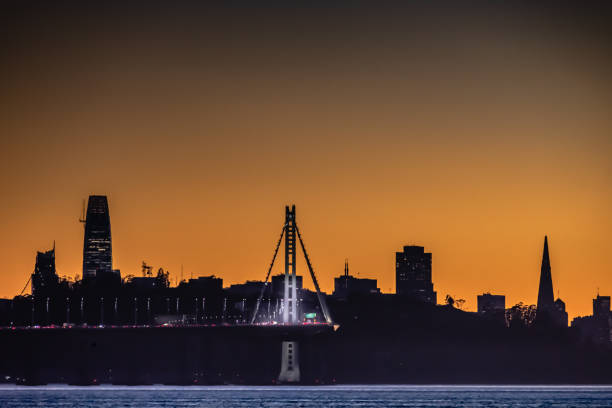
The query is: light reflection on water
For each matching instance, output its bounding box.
[1,385,612,407]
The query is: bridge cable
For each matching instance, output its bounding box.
[295,223,333,324]
[250,225,286,324]
[19,275,32,297]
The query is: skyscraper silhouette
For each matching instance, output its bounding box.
[82,195,112,279]
[31,244,58,296]
[537,236,554,311]
[395,246,436,304]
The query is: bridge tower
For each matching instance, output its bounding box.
[283,205,298,324]
[250,205,333,383]
[279,205,299,382]
[251,204,332,326]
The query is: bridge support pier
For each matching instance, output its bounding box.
[278,341,300,383]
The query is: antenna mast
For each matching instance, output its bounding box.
[79,199,86,226]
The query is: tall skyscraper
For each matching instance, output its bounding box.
[593,295,611,319]
[395,245,436,304]
[82,195,112,279]
[537,236,554,311]
[536,235,568,326]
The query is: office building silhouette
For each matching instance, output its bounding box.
[333,260,379,298]
[395,246,436,304]
[82,195,113,279]
[31,244,58,296]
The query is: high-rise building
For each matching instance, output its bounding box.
[82,195,112,279]
[554,298,568,327]
[395,245,436,304]
[536,236,568,326]
[333,260,380,298]
[477,293,505,314]
[186,275,224,293]
[593,295,611,319]
[572,294,612,345]
[228,281,266,298]
[31,244,58,296]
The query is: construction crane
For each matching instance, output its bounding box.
[142,261,153,277]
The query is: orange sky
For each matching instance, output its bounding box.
[1,3,611,320]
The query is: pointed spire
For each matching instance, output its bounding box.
[344,259,349,277]
[537,235,554,310]
[542,235,550,271]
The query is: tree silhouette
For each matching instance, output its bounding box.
[505,302,537,328]
[445,295,465,310]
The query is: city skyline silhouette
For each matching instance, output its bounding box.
[2,193,604,323]
[1,2,610,321]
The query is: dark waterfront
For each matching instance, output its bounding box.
[1,385,612,407]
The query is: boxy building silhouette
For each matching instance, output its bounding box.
[395,246,436,304]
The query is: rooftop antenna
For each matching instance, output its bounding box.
[79,199,86,226]
[344,259,349,290]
